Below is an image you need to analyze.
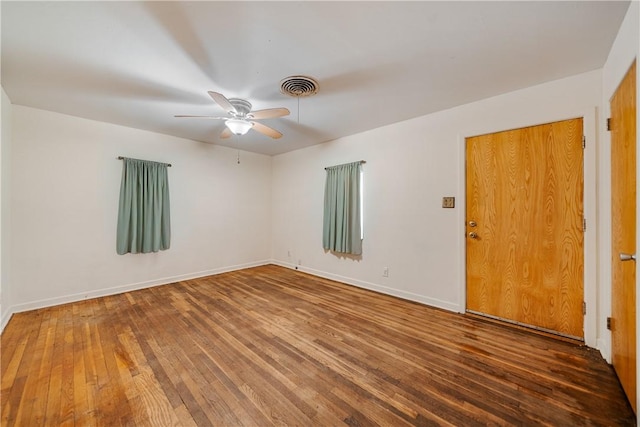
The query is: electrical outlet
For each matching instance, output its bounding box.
[442,197,455,208]
[383,267,389,277]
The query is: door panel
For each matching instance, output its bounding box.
[611,60,636,413]
[466,118,584,339]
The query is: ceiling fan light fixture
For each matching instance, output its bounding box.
[225,119,253,135]
[176,91,287,139]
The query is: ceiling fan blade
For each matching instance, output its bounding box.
[208,91,237,114]
[249,108,290,120]
[174,115,228,120]
[220,127,233,139]
[251,121,283,139]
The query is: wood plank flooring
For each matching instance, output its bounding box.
[1,265,635,426]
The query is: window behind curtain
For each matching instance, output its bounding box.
[116,158,171,254]
[322,161,363,255]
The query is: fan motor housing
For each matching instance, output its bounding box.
[228,98,252,116]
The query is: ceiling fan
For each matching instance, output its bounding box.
[175,91,290,139]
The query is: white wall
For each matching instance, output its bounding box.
[600,0,640,408]
[272,70,602,346]
[6,106,272,319]
[1,88,13,332]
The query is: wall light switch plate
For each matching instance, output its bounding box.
[442,197,455,208]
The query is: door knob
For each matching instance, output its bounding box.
[619,253,636,262]
[468,221,477,227]
[468,232,478,239]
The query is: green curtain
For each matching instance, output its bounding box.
[117,158,171,255]
[323,161,362,255]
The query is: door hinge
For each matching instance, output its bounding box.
[582,135,586,149]
[583,218,587,232]
[583,302,586,315]
[607,118,612,131]
[607,317,612,330]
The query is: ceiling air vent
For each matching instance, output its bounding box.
[280,75,319,97]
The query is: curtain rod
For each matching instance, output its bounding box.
[324,160,366,170]
[117,156,172,167]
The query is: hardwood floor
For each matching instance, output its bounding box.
[1,265,635,426]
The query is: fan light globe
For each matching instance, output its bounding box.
[226,119,253,135]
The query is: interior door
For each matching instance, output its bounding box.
[611,60,636,413]
[466,118,585,339]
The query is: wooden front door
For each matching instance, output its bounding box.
[466,118,585,339]
[611,60,636,413]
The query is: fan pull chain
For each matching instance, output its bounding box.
[297,96,300,124]
[235,135,240,164]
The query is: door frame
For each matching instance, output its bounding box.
[457,108,598,348]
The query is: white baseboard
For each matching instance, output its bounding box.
[1,260,271,328]
[596,338,611,363]
[270,260,460,313]
[0,308,13,334]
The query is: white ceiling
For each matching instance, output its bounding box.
[1,1,630,156]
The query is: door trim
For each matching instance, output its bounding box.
[457,107,598,348]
